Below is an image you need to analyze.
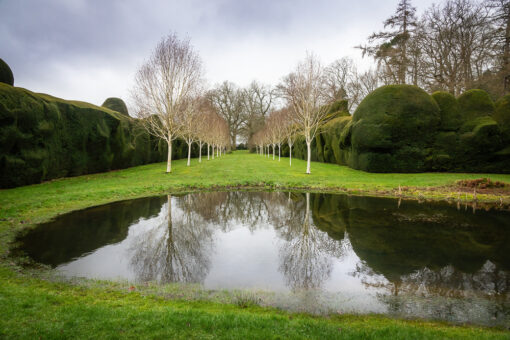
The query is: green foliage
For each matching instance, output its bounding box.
[458,89,495,121]
[101,97,129,116]
[315,116,352,165]
[494,95,510,140]
[0,58,14,86]
[327,99,350,118]
[0,84,193,188]
[289,86,509,174]
[431,91,463,131]
[349,85,440,172]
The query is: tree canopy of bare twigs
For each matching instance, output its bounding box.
[132,33,203,173]
[207,81,246,150]
[278,53,331,174]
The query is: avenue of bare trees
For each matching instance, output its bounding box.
[132,34,229,173]
[131,0,509,176]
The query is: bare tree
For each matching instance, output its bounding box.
[281,107,300,167]
[208,81,246,150]
[132,34,203,173]
[243,81,274,146]
[419,0,496,95]
[325,57,382,111]
[486,0,510,94]
[179,96,201,166]
[324,57,355,105]
[279,53,330,174]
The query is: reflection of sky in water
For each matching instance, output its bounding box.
[19,192,510,326]
[57,196,387,314]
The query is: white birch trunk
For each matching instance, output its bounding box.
[278,143,281,161]
[272,144,275,160]
[166,139,172,173]
[187,140,191,166]
[199,141,202,163]
[289,143,292,167]
[306,140,311,174]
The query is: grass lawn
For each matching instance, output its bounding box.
[1,151,509,339]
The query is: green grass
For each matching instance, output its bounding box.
[1,151,510,339]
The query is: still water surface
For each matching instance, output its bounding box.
[17,191,510,326]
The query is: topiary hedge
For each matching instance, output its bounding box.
[0,83,198,188]
[0,58,14,86]
[458,89,495,121]
[348,85,440,172]
[102,97,129,116]
[286,86,509,174]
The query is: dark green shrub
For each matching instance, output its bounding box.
[0,58,14,86]
[494,95,510,139]
[349,85,440,172]
[316,116,351,165]
[431,91,463,131]
[327,99,350,118]
[457,89,495,121]
[102,97,129,116]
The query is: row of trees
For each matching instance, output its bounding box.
[132,34,229,173]
[132,0,509,175]
[207,80,274,151]
[251,54,333,174]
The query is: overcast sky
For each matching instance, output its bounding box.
[0,0,439,108]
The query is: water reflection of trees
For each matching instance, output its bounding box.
[129,195,214,283]
[276,193,344,290]
[145,191,346,291]
[339,195,510,324]
[127,189,510,316]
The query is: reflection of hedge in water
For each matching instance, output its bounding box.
[15,196,167,267]
[0,83,201,188]
[310,193,510,281]
[288,85,510,173]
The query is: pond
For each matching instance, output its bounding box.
[15,191,510,327]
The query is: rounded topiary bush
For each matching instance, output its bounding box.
[457,89,494,121]
[349,85,440,172]
[102,97,129,116]
[0,58,14,86]
[431,91,463,131]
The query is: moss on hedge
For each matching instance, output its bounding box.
[0,58,14,86]
[102,97,129,116]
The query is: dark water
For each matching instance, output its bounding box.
[15,192,510,326]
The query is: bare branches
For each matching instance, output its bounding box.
[132,33,203,172]
[278,53,330,174]
[207,81,246,150]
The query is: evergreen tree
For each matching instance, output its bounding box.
[358,0,417,84]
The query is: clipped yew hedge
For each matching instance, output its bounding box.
[0,83,197,188]
[102,97,129,116]
[288,85,510,174]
